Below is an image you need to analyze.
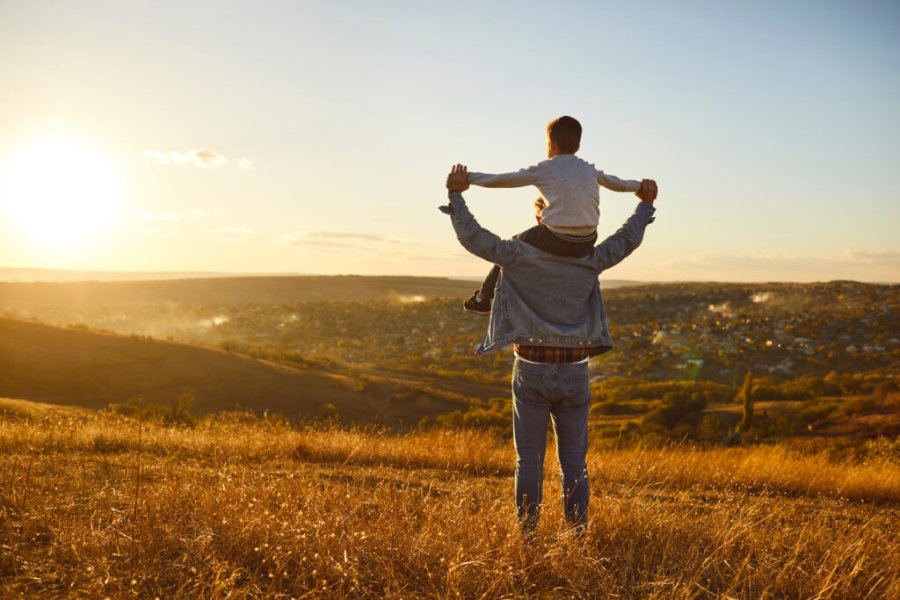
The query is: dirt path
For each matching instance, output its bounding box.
[351,365,509,401]
[706,401,803,413]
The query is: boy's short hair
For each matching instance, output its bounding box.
[547,116,581,154]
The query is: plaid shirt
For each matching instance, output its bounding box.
[514,344,591,364]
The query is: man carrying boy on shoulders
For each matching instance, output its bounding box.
[441,164,657,535]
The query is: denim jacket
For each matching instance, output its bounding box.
[441,192,655,356]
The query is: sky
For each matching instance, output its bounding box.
[1,0,898,282]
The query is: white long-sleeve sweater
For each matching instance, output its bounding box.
[468,154,641,235]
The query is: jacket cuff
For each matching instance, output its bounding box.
[438,191,465,215]
[637,202,656,223]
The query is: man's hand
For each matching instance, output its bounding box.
[636,179,657,204]
[446,164,469,192]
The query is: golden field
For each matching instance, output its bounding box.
[1,398,898,598]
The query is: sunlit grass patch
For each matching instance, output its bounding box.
[1,404,897,598]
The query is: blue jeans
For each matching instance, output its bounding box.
[512,357,591,534]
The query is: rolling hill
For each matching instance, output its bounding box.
[0,316,468,423]
[0,273,642,308]
[0,275,476,308]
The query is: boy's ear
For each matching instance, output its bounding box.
[547,138,560,156]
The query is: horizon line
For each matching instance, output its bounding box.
[0,266,895,286]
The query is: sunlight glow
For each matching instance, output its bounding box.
[1,138,120,245]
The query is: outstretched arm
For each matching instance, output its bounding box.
[597,170,642,192]
[441,165,522,267]
[467,164,541,188]
[592,193,657,272]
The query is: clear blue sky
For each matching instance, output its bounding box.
[1,0,898,281]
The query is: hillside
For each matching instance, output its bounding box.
[4,280,894,387]
[0,275,479,308]
[0,273,643,308]
[0,317,468,423]
[2,279,895,443]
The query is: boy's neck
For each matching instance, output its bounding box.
[547,140,578,158]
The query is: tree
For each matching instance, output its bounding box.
[738,371,754,433]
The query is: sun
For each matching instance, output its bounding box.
[1,138,120,245]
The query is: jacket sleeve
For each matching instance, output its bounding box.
[468,165,541,188]
[439,192,522,268]
[592,202,655,272]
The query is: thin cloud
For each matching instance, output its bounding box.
[142,148,227,168]
[305,231,396,242]
[138,212,181,222]
[136,210,215,222]
[188,209,217,219]
[660,250,900,281]
[218,226,259,242]
[839,249,900,265]
[138,228,176,238]
[276,231,400,247]
[415,253,478,262]
[664,250,900,270]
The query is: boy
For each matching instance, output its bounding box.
[461,116,655,313]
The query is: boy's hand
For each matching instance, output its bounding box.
[637,179,657,204]
[446,164,469,192]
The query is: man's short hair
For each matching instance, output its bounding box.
[547,116,582,154]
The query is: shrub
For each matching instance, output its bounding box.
[107,393,196,427]
[790,399,839,430]
[593,379,732,404]
[751,376,818,401]
[642,391,708,430]
[435,407,509,433]
[696,414,728,442]
[591,400,651,416]
[318,402,340,420]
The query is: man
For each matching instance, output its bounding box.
[442,164,657,534]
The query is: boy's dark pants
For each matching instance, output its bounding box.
[480,224,597,299]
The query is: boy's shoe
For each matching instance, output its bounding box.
[464,290,492,315]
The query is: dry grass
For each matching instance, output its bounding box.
[1,401,898,598]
